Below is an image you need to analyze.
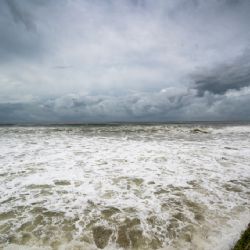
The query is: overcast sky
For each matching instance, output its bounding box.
[0,0,250,123]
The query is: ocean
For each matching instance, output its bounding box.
[0,124,249,250]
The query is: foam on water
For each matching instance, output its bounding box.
[0,124,249,250]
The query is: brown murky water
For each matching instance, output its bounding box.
[0,124,249,249]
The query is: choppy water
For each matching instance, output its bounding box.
[0,124,249,250]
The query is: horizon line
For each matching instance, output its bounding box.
[0,120,250,126]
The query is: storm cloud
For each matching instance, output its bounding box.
[193,52,250,96]
[0,0,250,123]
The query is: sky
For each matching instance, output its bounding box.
[0,0,250,123]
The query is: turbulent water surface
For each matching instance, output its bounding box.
[0,124,250,250]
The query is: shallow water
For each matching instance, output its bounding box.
[0,124,249,250]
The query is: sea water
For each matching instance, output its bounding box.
[0,124,249,250]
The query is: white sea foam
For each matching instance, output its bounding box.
[0,124,249,250]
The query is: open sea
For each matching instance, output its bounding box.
[0,124,249,250]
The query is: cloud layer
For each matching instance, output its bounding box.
[0,0,250,122]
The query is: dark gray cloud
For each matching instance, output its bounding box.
[193,52,250,96]
[0,0,45,62]
[1,86,250,123]
[0,0,56,63]
[4,0,36,31]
